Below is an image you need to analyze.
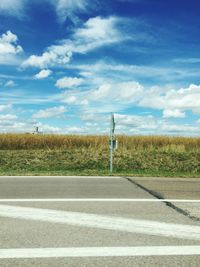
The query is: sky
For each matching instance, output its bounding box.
[0,0,200,135]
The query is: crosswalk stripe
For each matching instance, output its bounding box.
[0,204,200,240]
[0,198,199,202]
[0,246,200,259]
[0,176,121,179]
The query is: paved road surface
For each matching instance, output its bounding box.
[0,176,199,267]
[132,177,200,220]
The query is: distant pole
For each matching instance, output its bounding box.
[110,113,115,173]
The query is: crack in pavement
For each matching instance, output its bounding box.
[124,177,200,222]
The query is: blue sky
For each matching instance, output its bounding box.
[0,0,200,135]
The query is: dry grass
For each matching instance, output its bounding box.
[0,134,199,176]
[0,134,199,151]
[0,134,107,150]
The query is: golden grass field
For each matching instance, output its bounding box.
[0,134,199,176]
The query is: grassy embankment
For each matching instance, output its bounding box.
[0,134,199,177]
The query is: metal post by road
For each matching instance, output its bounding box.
[110,129,113,173]
[110,113,115,173]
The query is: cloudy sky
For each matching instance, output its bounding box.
[0,0,200,135]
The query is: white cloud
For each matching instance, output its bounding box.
[33,106,67,119]
[0,119,61,133]
[56,73,200,126]
[22,43,73,68]
[68,60,200,86]
[4,80,16,87]
[111,114,200,136]
[51,0,89,22]
[35,69,52,79]
[0,31,23,54]
[72,16,122,53]
[0,31,23,65]
[35,122,60,133]
[63,95,77,104]
[58,81,144,113]
[174,58,200,64]
[163,109,186,118]
[0,0,26,17]
[115,114,157,131]
[139,84,200,114]
[0,114,17,121]
[80,99,88,105]
[60,94,88,105]
[74,16,119,42]
[65,126,87,134]
[160,123,199,135]
[56,77,84,89]
[89,82,144,103]
[22,16,121,69]
[0,104,12,111]
[0,0,91,22]
[79,111,200,136]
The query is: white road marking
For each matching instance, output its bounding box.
[0,246,200,259]
[0,176,121,179]
[0,204,200,240]
[0,198,199,203]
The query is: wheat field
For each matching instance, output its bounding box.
[0,134,199,151]
[0,134,199,176]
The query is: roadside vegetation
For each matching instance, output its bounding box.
[0,134,199,177]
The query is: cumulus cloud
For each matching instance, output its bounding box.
[139,84,200,114]
[35,69,52,79]
[0,31,23,54]
[22,16,121,69]
[110,113,200,136]
[23,45,72,69]
[0,31,23,65]
[56,77,84,89]
[33,106,67,119]
[57,74,200,124]
[79,111,200,136]
[163,109,186,118]
[74,16,119,42]
[58,81,144,113]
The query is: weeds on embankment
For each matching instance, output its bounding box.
[0,134,199,176]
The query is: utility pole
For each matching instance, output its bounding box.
[110,113,115,173]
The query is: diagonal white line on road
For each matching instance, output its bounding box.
[0,198,199,202]
[0,246,200,259]
[0,204,200,240]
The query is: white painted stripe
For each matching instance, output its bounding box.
[0,204,200,240]
[0,198,199,203]
[0,176,121,179]
[0,246,200,259]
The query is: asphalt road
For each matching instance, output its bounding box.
[0,176,199,267]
